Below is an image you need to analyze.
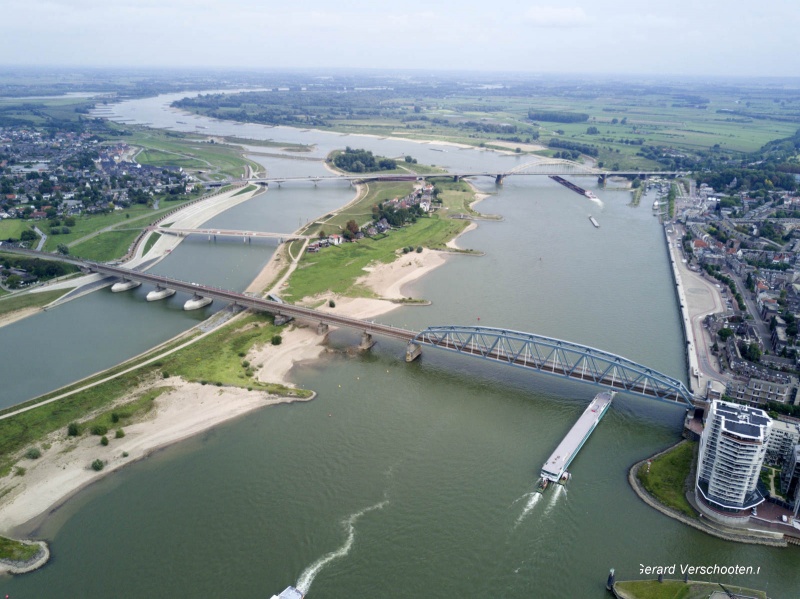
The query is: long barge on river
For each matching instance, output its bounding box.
[549,175,599,200]
[539,392,614,489]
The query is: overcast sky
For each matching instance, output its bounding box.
[2,0,798,77]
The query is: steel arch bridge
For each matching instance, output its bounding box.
[410,326,693,406]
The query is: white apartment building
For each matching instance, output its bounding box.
[696,400,772,525]
[766,420,800,466]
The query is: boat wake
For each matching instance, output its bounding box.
[543,483,565,516]
[296,500,388,594]
[589,196,604,208]
[513,492,543,526]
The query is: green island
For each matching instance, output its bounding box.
[613,579,767,599]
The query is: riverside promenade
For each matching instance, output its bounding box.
[663,224,727,399]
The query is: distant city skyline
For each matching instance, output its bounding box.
[2,0,798,77]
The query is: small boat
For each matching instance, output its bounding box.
[535,478,549,493]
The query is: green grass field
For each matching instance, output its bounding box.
[0,535,41,563]
[284,213,466,302]
[0,220,34,241]
[614,579,766,599]
[69,229,142,261]
[142,232,161,256]
[637,441,697,519]
[0,288,71,317]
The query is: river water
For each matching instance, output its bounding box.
[2,93,798,598]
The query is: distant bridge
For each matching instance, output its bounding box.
[6,249,695,407]
[233,160,683,187]
[153,227,309,242]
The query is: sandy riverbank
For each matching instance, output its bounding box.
[0,320,322,543]
[0,307,41,329]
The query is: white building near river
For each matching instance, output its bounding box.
[695,400,772,526]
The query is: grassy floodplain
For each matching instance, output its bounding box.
[125,128,260,180]
[171,82,800,171]
[0,288,72,318]
[282,178,474,302]
[614,579,767,599]
[0,220,35,241]
[637,441,698,519]
[0,312,308,476]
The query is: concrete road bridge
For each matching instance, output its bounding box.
[152,226,309,243]
[7,249,695,407]
[233,160,684,187]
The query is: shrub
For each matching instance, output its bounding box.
[115,429,125,439]
[67,422,80,437]
[416,246,423,253]
[238,351,246,357]
[216,382,222,387]
[271,335,283,346]
[91,459,104,472]
[100,436,109,446]
[200,380,208,385]
[162,371,170,378]
[122,452,129,458]
[111,412,120,423]
[15,466,26,477]
[242,360,250,368]
[25,447,42,460]
[90,425,108,436]
[328,299,336,308]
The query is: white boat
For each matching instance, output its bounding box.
[111,279,141,292]
[584,190,598,200]
[653,199,660,210]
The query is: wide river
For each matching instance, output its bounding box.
[2,93,798,598]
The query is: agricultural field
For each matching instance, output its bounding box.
[172,79,800,171]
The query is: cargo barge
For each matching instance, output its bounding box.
[270,587,303,599]
[539,392,614,486]
[549,175,599,200]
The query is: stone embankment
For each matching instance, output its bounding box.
[0,540,50,575]
[628,441,786,547]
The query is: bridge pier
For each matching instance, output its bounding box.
[317,322,329,335]
[405,342,422,362]
[359,331,375,350]
[274,313,293,326]
[495,174,505,185]
[453,175,461,182]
